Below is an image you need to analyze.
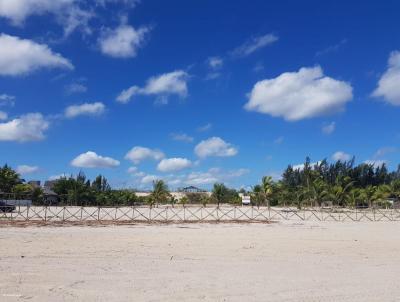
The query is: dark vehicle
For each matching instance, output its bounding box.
[0,201,16,213]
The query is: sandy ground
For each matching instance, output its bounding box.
[1,221,399,302]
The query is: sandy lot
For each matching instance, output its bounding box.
[0,221,399,302]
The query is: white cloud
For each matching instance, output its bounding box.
[125,146,165,164]
[140,174,159,184]
[292,161,321,171]
[0,34,73,76]
[48,173,69,181]
[0,111,7,120]
[71,151,120,168]
[207,56,223,69]
[373,147,396,159]
[197,123,212,132]
[0,113,49,142]
[231,33,278,57]
[116,70,189,103]
[99,24,150,58]
[0,0,74,24]
[65,83,87,94]
[16,165,39,174]
[170,132,194,143]
[185,168,249,186]
[157,158,192,172]
[0,94,15,106]
[64,102,105,118]
[364,160,387,167]
[322,122,336,135]
[0,0,93,36]
[316,39,347,57]
[332,151,351,161]
[245,66,353,121]
[194,137,238,158]
[127,166,138,173]
[372,51,400,105]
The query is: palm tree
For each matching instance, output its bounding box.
[212,183,226,207]
[150,180,170,207]
[261,176,273,209]
[346,188,363,208]
[310,178,329,207]
[388,180,400,202]
[327,177,354,207]
[360,185,389,208]
[250,184,263,208]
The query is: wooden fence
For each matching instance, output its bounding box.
[1,205,400,223]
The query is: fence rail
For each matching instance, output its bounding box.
[1,205,400,223]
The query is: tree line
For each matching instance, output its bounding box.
[1,157,400,208]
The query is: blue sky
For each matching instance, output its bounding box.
[0,0,400,190]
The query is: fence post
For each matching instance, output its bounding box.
[44,206,48,222]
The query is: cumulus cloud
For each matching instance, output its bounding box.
[332,151,351,161]
[194,137,238,158]
[372,51,400,105]
[64,102,105,118]
[170,132,194,143]
[157,158,192,172]
[125,146,165,164]
[71,151,120,168]
[231,33,278,57]
[0,113,49,142]
[322,122,336,135]
[0,111,7,120]
[0,94,15,106]
[116,70,189,103]
[16,165,39,174]
[0,0,74,24]
[99,24,150,58]
[0,34,73,76]
[0,0,94,36]
[245,66,353,121]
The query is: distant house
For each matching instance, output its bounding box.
[178,186,207,193]
[43,187,59,205]
[28,180,41,188]
[44,180,58,190]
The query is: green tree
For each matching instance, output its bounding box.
[150,180,170,206]
[212,183,226,207]
[261,176,274,209]
[0,165,21,193]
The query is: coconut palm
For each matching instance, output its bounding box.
[388,180,400,202]
[261,176,273,209]
[150,180,170,207]
[250,184,263,208]
[327,177,354,207]
[310,177,329,207]
[360,185,389,208]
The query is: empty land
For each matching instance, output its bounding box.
[1,221,399,302]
